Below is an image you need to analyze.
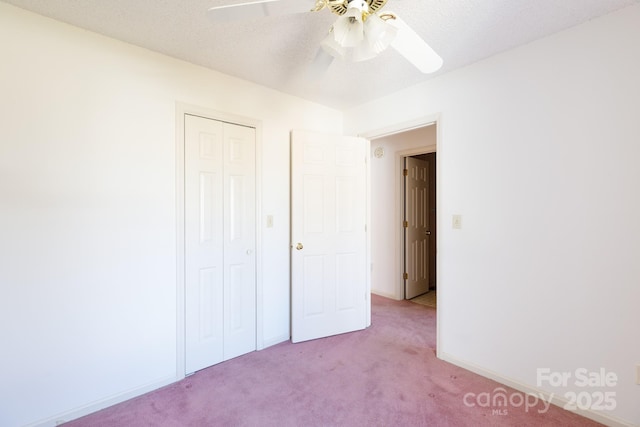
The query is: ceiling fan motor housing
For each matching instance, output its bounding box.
[330,0,388,16]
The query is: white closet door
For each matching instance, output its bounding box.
[221,122,256,361]
[185,115,256,374]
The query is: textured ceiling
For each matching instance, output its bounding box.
[3,0,638,110]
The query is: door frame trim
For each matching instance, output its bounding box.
[358,113,442,358]
[175,102,263,379]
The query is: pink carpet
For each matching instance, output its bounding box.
[65,295,601,426]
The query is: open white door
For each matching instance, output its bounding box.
[404,156,430,299]
[291,130,368,343]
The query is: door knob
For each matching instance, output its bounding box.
[425,230,431,236]
[296,243,304,250]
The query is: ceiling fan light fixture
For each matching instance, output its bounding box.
[319,1,442,71]
[348,45,377,62]
[321,29,372,62]
[321,12,398,62]
[330,1,367,47]
[320,29,347,59]
[363,13,397,55]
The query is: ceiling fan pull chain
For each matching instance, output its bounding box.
[378,12,397,22]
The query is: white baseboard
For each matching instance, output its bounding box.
[371,290,400,300]
[261,333,289,350]
[30,345,631,427]
[27,375,178,427]
[438,352,634,427]
[30,333,289,427]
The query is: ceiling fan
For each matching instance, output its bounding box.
[208,0,443,74]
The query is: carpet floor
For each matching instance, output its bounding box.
[64,295,601,426]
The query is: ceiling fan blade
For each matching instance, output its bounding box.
[385,13,443,74]
[307,48,335,79]
[208,0,317,23]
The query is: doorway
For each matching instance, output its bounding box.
[364,117,440,352]
[365,122,437,298]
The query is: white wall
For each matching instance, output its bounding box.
[0,3,343,426]
[369,126,436,299]
[347,4,640,426]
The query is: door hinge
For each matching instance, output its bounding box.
[403,221,408,228]
[403,169,408,176]
[403,272,409,280]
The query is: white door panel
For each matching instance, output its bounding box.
[185,115,256,374]
[222,123,256,360]
[291,130,368,343]
[405,157,429,299]
[185,116,224,373]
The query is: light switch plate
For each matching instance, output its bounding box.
[452,214,462,229]
[266,215,274,228]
